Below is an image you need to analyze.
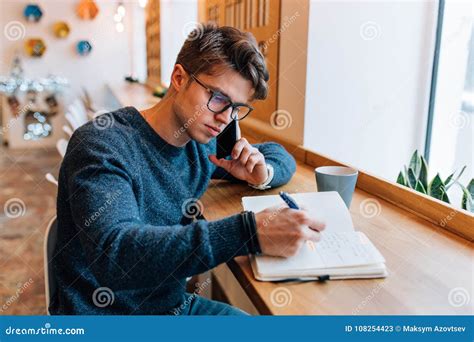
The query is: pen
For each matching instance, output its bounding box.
[279,191,300,210]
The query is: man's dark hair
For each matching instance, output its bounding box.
[176,23,269,100]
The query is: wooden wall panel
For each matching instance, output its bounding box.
[204,0,280,123]
[145,0,161,87]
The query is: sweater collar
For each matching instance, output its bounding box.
[125,106,187,157]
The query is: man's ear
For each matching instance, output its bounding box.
[170,64,189,93]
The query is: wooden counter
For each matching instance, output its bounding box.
[201,160,473,315]
[106,82,159,110]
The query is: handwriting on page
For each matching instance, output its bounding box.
[306,232,377,268]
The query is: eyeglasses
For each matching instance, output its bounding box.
[189,73,254,121]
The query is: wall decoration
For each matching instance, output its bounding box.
[76,40,92,56]
[76,0,99,20]
[53,21,70,38]
[23,4,43,22]
[24,38,47,57]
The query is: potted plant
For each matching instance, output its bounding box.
[396,150,473,212]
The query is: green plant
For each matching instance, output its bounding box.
[396,150,473,212]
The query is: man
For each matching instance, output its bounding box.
[52,24,325,315]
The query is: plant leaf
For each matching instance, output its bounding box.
[461,179,474,212]
[419,156,429,190]
[409,150,421,177]
[446,165,467,190]
[467,178,474,197]
[428,173,445,200]
[441,189,450,204]
[396,171,407,186]
[407,168,417,189]
[415,180,427,194]
[444,172,455,187]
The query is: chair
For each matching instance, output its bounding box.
[56,138,68,158]
[45,173,58,186]
[81,87,96,113]
[65,112,81,131]
[69,100,88,127]
[44,216,58,315]
[62,125,73,138]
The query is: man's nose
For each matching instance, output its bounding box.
[214,107,233,126]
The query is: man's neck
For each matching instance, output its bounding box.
[140,97,190,147]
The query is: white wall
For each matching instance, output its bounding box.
[160,0,198,86]
[129,4,148,83]
[304,0,438,181]
[0,0,141,107]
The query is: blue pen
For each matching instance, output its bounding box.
[279,191,300,209]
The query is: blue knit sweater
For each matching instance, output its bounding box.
[51,106,296,314]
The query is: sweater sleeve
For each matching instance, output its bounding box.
[61,132,259,291]
[211,141,296,188]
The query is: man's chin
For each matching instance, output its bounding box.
[189,130,213,144]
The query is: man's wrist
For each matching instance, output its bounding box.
[241,211,262,254]
[249,163,274,190]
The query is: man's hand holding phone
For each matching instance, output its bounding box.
[209,137,269,185]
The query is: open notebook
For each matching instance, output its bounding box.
[242,192,387,281]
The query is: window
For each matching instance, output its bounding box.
[426,0,473,209]
[303,0,472,211]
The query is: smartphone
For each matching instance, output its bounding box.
[216,120,240,159]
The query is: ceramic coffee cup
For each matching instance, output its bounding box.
[315,166,359,208]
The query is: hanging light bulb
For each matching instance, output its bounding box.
[115,22,124,33]
[114,1,125,33]
[117,3,126,16]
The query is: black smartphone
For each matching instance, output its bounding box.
[216,120,240,159]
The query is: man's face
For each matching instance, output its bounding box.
[172,65,254,144]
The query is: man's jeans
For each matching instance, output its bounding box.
[172,293,248,315]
